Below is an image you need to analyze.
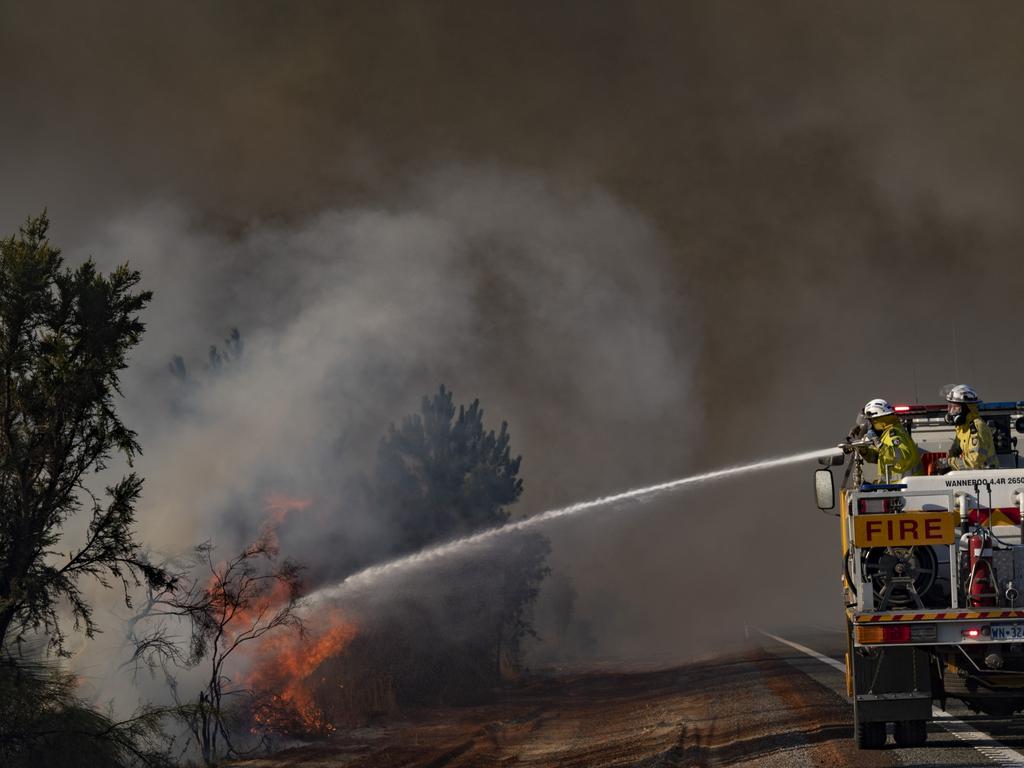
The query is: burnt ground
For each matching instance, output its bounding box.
[229,640,887,768]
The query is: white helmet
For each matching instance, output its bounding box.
[863,398,894,420]
[946,384,980,404]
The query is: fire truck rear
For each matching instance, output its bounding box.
[814,400,1024,748]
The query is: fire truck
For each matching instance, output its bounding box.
[814,400,1024,748]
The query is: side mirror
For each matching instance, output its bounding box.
[814,469,835,511]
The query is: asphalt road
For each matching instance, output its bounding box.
[757,626,1024,767]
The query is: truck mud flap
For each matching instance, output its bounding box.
[853,646,932,723]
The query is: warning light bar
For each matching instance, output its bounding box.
[892,402,1024,413]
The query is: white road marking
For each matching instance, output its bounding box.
[758,629,1024,767]
[759,630,845,672]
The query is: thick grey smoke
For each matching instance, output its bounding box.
[5,0,1024,684]
[97,169,693,545]
[64,169,696,705]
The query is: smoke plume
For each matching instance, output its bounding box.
[4,0,1024,685]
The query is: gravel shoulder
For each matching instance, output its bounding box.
[230,642,892,767]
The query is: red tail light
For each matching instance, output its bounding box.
[884,625,912,643]
[857,625,913,644]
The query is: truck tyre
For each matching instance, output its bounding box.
[855,719,886,749]
[893,719,927,747]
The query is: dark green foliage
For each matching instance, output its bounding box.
[0,651,172,768]
[374,385,523,552]
[207,327,242,372]
[315,532,550,722]
[330,386,549,714]
[0,213,169,653]
[167,328,243,417]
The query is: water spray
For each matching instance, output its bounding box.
[306,446,844,604]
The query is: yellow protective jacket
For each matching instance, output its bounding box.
[861,417,922,481]
[949,410,997,470]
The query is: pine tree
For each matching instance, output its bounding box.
[374,384,524,552]
[0,213,168,653]
[364,385,548,703]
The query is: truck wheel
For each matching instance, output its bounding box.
[855,719,886,749]
[893,719,927,747]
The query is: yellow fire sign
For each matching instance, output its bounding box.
[853,512,958,548]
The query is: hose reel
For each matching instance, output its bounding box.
[847,546,940,610]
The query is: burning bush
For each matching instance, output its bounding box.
[131,533,305,765]
[245,615,357,737]
[304,386,551,719]
[290,529,550,728]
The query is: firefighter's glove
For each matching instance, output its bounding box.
[839,441,854,455]
[865,429,881,449]
[949,440,963,458]
[933,457,951,475]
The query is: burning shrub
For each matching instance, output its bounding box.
[296,386,552,719]
[131,534,305,766]
[245,614,357,737]
[299,529,550,726]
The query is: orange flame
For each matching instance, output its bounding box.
[263,493,313,524]
[246,614,357,735]
[207,492,353,735]
[205,492,314,632]
[259,493,313,550]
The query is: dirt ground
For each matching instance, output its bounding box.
[229,647,873,768]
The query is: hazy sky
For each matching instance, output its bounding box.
[4,1,1024,665]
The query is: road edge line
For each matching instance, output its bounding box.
[755,628,1024,766]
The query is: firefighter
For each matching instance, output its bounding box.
[849,398,923,481]
[935,384,997,472]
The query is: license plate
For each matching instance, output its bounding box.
[992,624,1024,641]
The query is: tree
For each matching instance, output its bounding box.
[0,213,168,653]
[373,385,524,552]
[130,536,304,766]
[0,651,173,768]
[339,385,549,709]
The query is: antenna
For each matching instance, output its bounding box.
[952,325,961,381]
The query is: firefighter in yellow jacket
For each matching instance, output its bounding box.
[936,384,997,472]
[852,398,923,481]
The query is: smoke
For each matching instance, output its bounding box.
[5,0,1024,687]
[96,169,693,546]
[62,169,695,706]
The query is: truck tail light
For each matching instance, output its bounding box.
[963,628,982,639]
[857,625,912,644]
